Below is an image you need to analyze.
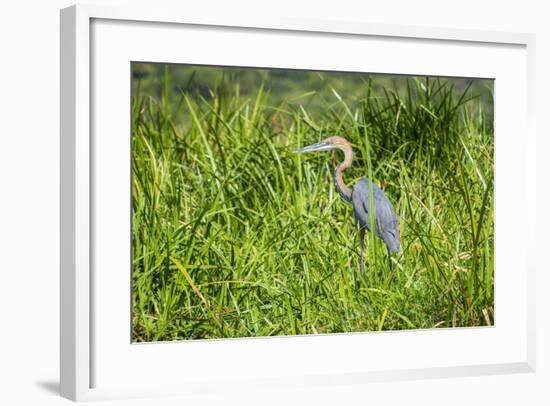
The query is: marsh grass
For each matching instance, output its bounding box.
[131,67,494,342]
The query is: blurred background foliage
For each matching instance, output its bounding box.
[132,62,493,128]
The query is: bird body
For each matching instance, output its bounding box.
[295,136,400,273]
[351,179,401,253]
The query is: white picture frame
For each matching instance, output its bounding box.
[60,4,536,402]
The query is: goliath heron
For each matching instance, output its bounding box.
[295,136,401,273]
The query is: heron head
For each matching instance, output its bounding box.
[294,136,350,153]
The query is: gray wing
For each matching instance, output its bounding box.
[351,179,401,252]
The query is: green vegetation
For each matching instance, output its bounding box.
[131,63,494,342]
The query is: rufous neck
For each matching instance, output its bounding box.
[333,143,353,203]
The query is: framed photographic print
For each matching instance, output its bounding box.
[60,4,536,401]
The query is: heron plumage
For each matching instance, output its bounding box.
[295,135,401,273]
[351,179,401,253]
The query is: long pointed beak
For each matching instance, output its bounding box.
[294,141,334,153]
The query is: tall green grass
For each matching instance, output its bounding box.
[131,68,494,342]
